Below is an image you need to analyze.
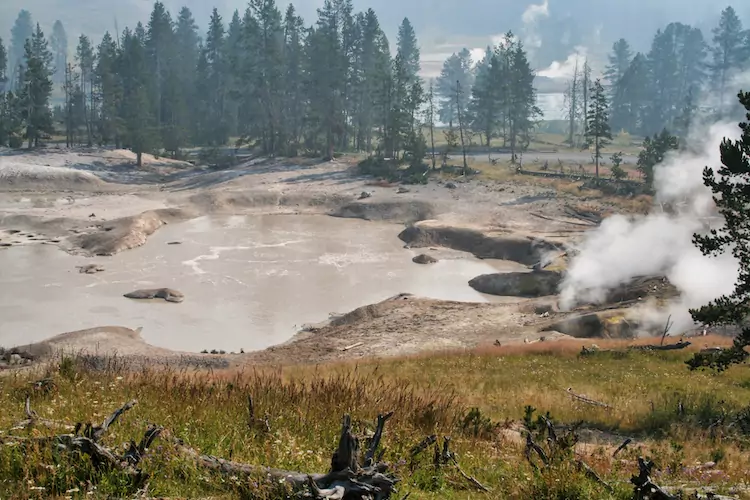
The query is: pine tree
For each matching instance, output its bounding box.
[687,91,750,371]
[436,49,473,126]
[50,21,68,86]
[119,28,155,166]
[172,7,201,150]
[76,35,95,146]
[712,7,745,111]
[611,53,649,134]
[468,47,498,148]
[19,24,54,148]
[8,10,33,89]
[95,32,122,146]
[0,37,7,89]
[396,18,420,84]
[505,35,542,162]
[604,39,632,92]
[146,1,174,135]
[584,79,612,178]
[200,8,228,146]
[282,4,305,155]
[0,37,8,145]
[636,129,679,188]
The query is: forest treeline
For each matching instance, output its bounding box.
[0,0,538,165]
[0,2,748,166]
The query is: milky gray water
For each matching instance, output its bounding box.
[0,215,524,352]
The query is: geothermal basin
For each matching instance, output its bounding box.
[0,215,524,352]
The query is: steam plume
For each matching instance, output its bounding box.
[558,118,744,334]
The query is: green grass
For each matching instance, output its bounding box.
[1,344,749,499]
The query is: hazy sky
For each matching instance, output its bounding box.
[1,0,744,77]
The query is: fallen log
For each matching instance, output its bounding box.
[4,398,155,489]
[566,388,612,409]
[166,412,400,499]
[630,341,691,352]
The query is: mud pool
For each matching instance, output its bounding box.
[0,215,526,352]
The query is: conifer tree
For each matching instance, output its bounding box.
[604,39,632,92]
[19,24,54,148]
[50,21,68,86]
[584,79,612,178]
[436,49,472,126]
[468,47,497,147]
[687,91,750,371]
[396,18,420,85]
[505,35,541,162]
[95,32,122,146]
[8,10,33,89]
[711,7,745,110]
[76,35,95,146]
[119,28,155,166]
[636,129,679,188]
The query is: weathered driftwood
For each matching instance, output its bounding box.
[5,398,157,488]
[12,395,74,431]
[631,458,676,500]
[577,459,613,492]
[167,412,400,499]
[566,388,612,409]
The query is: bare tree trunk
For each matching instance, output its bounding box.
[455,80,468,171]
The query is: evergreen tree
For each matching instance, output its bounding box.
[197,8,228,145]
[436,49,473,125]
[95,32,122,146]
[50,21,68,86]
[604,38,632,92]
[0,37,7,89]
[282,4,305,155]
[19,24,54,148]
[76,35,95,146]
[8,10,33,89]
[611,53,649,134]
[119,28,155,166]
[172,7,201,150]
[711,7,746,111]
[687,91,750,371]
[505,35,542,162]
[468,47,498,147]
[396,18,420,84]
[224,9,243,138]
[426,79,436,168]
[146,1,174,134]
[584,79,612,178]
[636,129,679,188]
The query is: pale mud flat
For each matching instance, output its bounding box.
[0,214,524,353]
[0,148,601,364]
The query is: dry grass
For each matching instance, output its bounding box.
[1,344,750,499]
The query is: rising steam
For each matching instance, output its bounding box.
[522,0,550,50]
[558,120,743,334]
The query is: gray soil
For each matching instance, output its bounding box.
[0,147,667,367]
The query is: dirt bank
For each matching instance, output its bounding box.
[469,270,563,297]
[68,208,192,256]
[399,221,563,265]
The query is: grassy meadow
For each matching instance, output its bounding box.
[1,338,749,499]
